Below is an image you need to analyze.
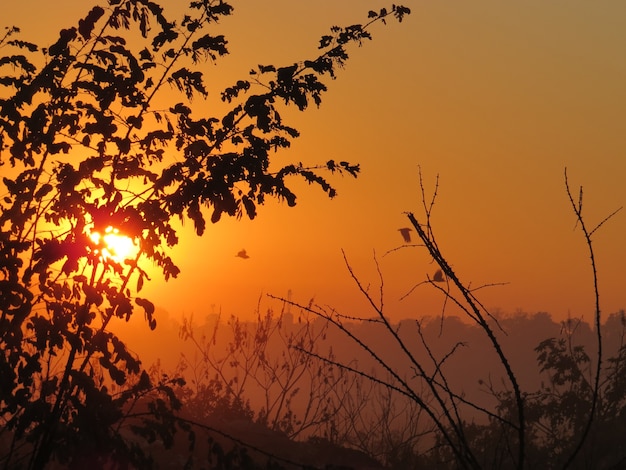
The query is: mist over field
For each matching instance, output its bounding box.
[109,302,626,468]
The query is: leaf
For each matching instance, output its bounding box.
[139,47,153,61]
[169,68,207,99]
[83,284,103,306]
[191,34,228,60]
[241,195,256,220]
[34,183,53,199]
[211,207,222,223]
[171,102,191,115]
[78,6,105,40]
[393,5,412,22]
[319,35,333,49]
[258,64,276,74]
[187,201,205,236]
[135,297,155,316]
[127,114,143,129]
[152,25,178,50]
[221,105,242,128]
[7,39,38,52]
[135,297,156,330]
[0,54,37,74]
[48,27,77,56]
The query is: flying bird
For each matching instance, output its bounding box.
[235,249,249,259]
[398,227,412,243]
[433,269,445,282]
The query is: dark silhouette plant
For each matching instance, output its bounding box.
[275,168,623,469]
[0,1,410,467]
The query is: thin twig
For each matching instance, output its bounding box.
[561,168,616,469]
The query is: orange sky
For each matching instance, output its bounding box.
[5,1,626,324]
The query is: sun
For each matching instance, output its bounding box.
[90,226,137,263]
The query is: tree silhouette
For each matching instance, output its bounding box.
[0,2,410,467]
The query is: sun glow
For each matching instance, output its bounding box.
[90,226,138,263]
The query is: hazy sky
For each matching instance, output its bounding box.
[5,1,626,323]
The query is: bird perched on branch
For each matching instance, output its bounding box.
[398,227,412,243]
[433,269,444,282]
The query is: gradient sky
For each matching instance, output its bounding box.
[5,1,626,323]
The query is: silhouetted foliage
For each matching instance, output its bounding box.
[424,313,626,470]
[0,1,410,468]
[176,307,386,468]
[274,170,623,469]
[174,306,626,469]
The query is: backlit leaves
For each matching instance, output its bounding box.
[0,2,409,467]
[78,6,105,40]
[191,33,228,61]
[168,67,207,99]
[135,297,156,330]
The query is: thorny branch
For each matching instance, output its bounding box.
[562,168,621,469]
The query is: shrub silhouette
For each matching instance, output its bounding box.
[271,170,624,469]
